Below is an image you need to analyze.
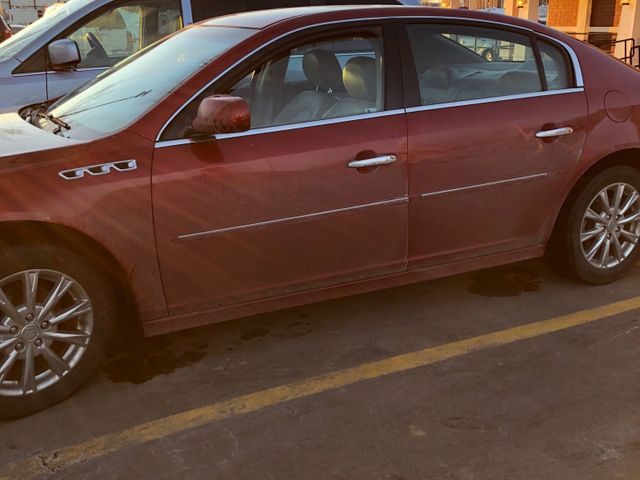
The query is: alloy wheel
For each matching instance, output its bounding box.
[580,182,640,269]
[0,270,93,397]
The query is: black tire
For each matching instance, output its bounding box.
[0,244,117,419]
[555,165,640,285]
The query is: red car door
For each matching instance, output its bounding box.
[152,25,408,314]
[400,22,588,268]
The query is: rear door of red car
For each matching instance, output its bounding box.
[152,22,409,315]
[399,20,588,268]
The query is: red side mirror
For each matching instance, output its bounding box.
[191,95,251,136]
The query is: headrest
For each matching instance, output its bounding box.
[302,49,344,91]
[421,65,453,90]
[499,70,541,95]
[343,57,377,102]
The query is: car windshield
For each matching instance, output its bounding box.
[0,0,94,60]
[41,25,254,140]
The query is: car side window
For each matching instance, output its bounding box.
[406,24,543,106]
[163,28,385,139]
[67,0,182,69]
[538,39,572,90]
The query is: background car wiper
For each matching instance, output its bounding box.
[26,104,70,134]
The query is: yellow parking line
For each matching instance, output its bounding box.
[3,296,640,479]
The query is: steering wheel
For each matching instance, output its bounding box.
[85,32,108,60]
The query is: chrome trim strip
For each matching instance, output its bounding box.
[176,197,408,241]
[14,66,108,77]
[155,109,405,148]
[406,87,584,114]
[420,172,551,198]
[12,71,46,78]
[58,159,137,180]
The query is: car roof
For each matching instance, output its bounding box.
[201,5,539,32]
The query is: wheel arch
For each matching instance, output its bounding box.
[550,148,640,243]
[0,220,140,334]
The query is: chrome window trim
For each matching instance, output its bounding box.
[155,109,405,148]
[405,87,585,114]
[13,66,108,77]
[420,172,552,198]
[154,87,584,148]
[176,197,409,242]
[156,14,585,143]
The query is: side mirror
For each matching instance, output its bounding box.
[191,95,250,136]
[48,39,81,71]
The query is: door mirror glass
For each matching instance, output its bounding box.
[191,95,251,136]
[48,39,81,71]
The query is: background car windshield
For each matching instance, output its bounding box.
[46,26,254,140]
[0,0,94,60]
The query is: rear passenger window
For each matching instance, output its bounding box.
[538,39,572,90]
[406,24,543,106]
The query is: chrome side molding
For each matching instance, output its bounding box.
[58,160,138,181]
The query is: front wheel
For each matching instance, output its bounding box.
[0,244,116,418]
[558,166,640,284]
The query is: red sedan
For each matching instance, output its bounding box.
[1,6,639,417]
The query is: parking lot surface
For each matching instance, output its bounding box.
[1,258,639,479]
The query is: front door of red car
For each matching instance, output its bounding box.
[400,22,587,267]
[152,25,408,314]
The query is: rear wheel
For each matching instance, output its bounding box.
[557,166,640,284]
[0,244,116,418]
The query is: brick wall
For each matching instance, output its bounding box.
[590,0,622,27]
[548,0,579,27]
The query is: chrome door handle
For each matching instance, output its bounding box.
[348,155,397,169]
[535,127,574,139]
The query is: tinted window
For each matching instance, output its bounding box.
[163,28,384,139]
[407,24,542,106]
[191,0,310,22]
[538,39,572,90]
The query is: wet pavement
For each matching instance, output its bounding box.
[1,258,639,479]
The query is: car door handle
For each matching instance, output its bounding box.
[348,155,397,169]
[535,127,574,139]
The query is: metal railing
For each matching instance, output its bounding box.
[593,37,640,68]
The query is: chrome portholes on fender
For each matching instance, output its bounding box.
[58,160,137,181]
[580,183,640,269]
[0,269,94,398]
